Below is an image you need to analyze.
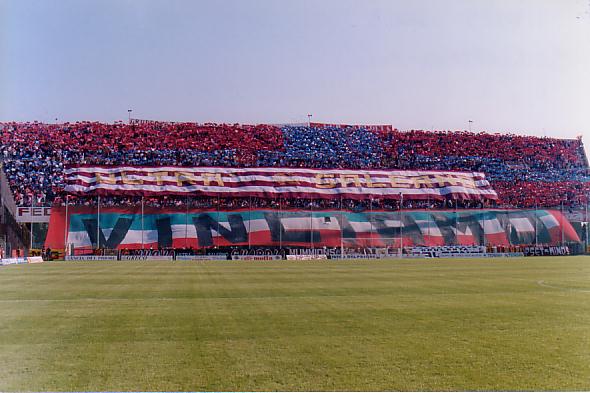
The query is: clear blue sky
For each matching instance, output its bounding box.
[1,0,589,140]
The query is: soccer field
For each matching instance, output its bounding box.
[0,257,589,391]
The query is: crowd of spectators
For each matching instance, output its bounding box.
[379,129,586,171]
[56,195,487,211]
[277,126,384,168]
[1,121,588,210]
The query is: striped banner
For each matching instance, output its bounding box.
[63,166,498,201]
[44,207,578,250]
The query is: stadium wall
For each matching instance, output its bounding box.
[45,206,579,250]
[0,165,29,256]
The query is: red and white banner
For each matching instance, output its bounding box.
[64,166,498,201]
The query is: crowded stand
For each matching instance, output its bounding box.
[56,195,487,212]
[0,121,588,209]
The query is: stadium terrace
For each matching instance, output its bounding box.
[0,121,588,256]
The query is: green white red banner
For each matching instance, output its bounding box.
[45,206,578,250]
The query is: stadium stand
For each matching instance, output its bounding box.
[1,121,588,209]
[2,120,588,255]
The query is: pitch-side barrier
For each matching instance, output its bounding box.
[52,245,570,263]
[0,256,45,265]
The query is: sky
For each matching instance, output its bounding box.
[1,0,589,142]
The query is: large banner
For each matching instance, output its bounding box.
[64,166,497,201]
[45,207,578,250]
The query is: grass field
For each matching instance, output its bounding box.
[0,257,589,391]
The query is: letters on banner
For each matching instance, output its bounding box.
[16,206,52,223]
[64,166,497,201]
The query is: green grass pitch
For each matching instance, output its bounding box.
[0,257,589,391]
